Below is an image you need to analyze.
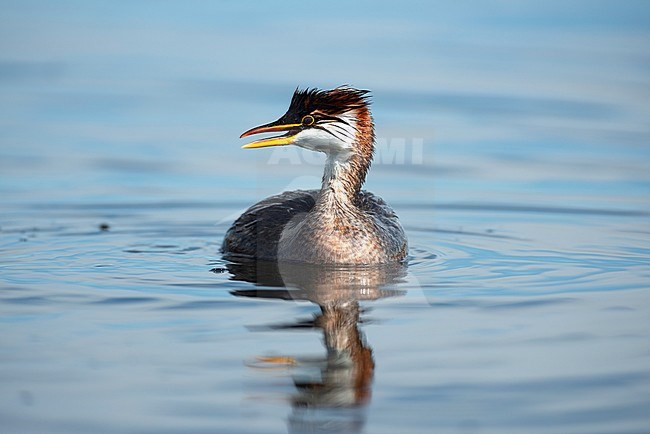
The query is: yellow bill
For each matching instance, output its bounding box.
[240,122,301,149]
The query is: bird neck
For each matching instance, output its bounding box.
[318,108,374,207]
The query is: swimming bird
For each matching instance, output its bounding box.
[221,86,407,264]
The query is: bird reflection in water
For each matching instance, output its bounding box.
[228,260,407,433]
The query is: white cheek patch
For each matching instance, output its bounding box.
[293,128,345,153]
[336,111,359,139]
[293,110,358,155]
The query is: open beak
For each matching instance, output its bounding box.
[240,120,302,149]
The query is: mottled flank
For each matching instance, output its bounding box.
[222,86,408,264]
[221,190,317,262]
[221,189,407,264]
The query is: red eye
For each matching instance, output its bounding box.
[301,115,315,126]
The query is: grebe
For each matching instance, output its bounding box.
[221,86,407,264]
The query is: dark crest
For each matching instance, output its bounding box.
[282,86,371,121]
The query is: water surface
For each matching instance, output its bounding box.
[1,2,649,433]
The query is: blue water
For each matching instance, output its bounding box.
[1,2,649,433]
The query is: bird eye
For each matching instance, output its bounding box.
[301,115,315,126]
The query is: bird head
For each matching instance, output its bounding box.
[240,86,372,155]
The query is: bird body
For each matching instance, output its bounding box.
[222,86,407,265]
